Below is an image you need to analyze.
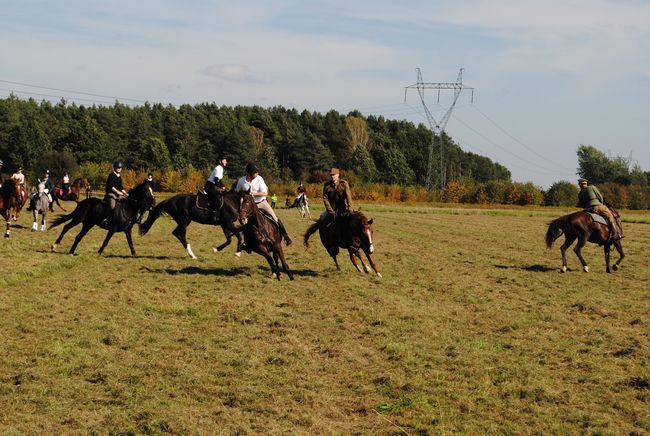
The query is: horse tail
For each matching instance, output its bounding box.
[139,199,168,235]
[50,209,77,228]
[545,216,567,248]
[303,221,320,247]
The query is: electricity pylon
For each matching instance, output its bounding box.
[405,68,474,189]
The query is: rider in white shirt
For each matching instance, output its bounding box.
[236,163,292,245]
[204,157,227,222]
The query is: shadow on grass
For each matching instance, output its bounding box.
[254,265,319,277]
[104,254,173,259]
[142,266,252,276]
[495,264,557,272]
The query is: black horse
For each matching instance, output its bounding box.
[139,191,243,259]
[50,183,155,256]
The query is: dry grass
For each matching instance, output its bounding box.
[0,202,648,434]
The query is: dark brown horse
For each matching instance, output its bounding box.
[545,208,624,273]
[9,184,27,222]
[239,193,293,280]
[304,211,381,277]
[1,179,22,238]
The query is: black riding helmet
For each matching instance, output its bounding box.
[245,163,259,175]
[113,159,124,169]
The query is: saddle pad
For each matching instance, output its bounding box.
[588,212,608,226]
[259,209,279,228]
[195,194,209,210]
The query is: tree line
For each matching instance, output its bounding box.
[0,95,510,187]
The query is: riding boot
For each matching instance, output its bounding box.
[278,219,292,245]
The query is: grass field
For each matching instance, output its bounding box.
[1,201,648,434]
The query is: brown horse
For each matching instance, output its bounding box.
[304,211,381,277]
[10,184,27,222]
[239,193,294,280]
[545,208,624,273]
[1,179,22,238]
[53,178,92,206]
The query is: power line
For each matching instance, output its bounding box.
[0,88,115,105]
[0,78,146,103]
[469,104,575,173]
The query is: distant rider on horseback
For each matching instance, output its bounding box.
[28,169,52,212]
[577,178,622,241]
[321,168,353,225]
[236,163,292,245]
[101,160,128,227]
[61,172,71,196]
[204,157,227,223]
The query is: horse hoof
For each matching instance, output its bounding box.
[376,273,383,278]
[583,266,589,273]
[560,266,567,273]
[612,264,619,271]
[212,247,219,254]
[51,244,57,252]
[234,252,241,257]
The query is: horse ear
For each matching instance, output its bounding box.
[368,218,373,225]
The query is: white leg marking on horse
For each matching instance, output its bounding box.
[52,243,57,252]
[186,244,197,259]
[234,251,241,257]
[41,223,46,231]
[583,265,589,273]
[376,272,382,278]
[32,222,38,231]
[560,265,567,273]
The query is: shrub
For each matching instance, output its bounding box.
[545,180,579,206]
[599,182,629,209]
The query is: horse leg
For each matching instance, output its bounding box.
[612,239,625,271]
[306,206,311,220]
[276,246,294,281]
[52,219,80,251]
[32,210,38,231]
[4,218,9,238]
[604,244,611,273]
[41,212,47,231]
[98,229,116,255]
[363,249,382,278]
[69,222,94,255]
[559,234,576,273]
[573,235,589,272]
[125,228,136,257]
[260,248,281,280]
[172,223,195,259]
[347,248,363,272]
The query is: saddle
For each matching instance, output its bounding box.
[259,209,280,229]
[196,191,210,210]
[588,212,608,226]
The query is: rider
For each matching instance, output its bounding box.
[101,160,128,227]
[144,172,154,191]
[321,167,353,225]
[11,166,26,208]
[204,157,227,222]
[236,163,292,245]
[577,178,622,241]
[27,170,54,212]
[61,172,71,195]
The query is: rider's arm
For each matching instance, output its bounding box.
[593,186,604,204]
[323,185,335,215]
[343,181,353,211]
[252,178,268,199]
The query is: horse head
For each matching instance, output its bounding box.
[345,211,375,254]
[238,190,257,225]
[128,183,156,221]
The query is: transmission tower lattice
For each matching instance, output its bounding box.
[404,68,474,190]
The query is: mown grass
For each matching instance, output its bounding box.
[0,201,648,434]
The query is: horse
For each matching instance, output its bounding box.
[50,182,155,256]
[0,179,22,238]
[304,211,381,277]
[239,192,294,280]
[53,178,92,205]
[139,191,243,259]
[31,183,50,232]
[290,193,311,219]
[545,207,624,273]
[10,184,27,222]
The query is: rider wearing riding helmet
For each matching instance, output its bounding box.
[321,167,353,225]
[236,163,292,245]
[204,157,227,222]
[101,160,128,226]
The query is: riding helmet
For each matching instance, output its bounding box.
[245,163,259,174]
[113,160,124,169]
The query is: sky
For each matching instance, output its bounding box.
[1,0,649,187]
